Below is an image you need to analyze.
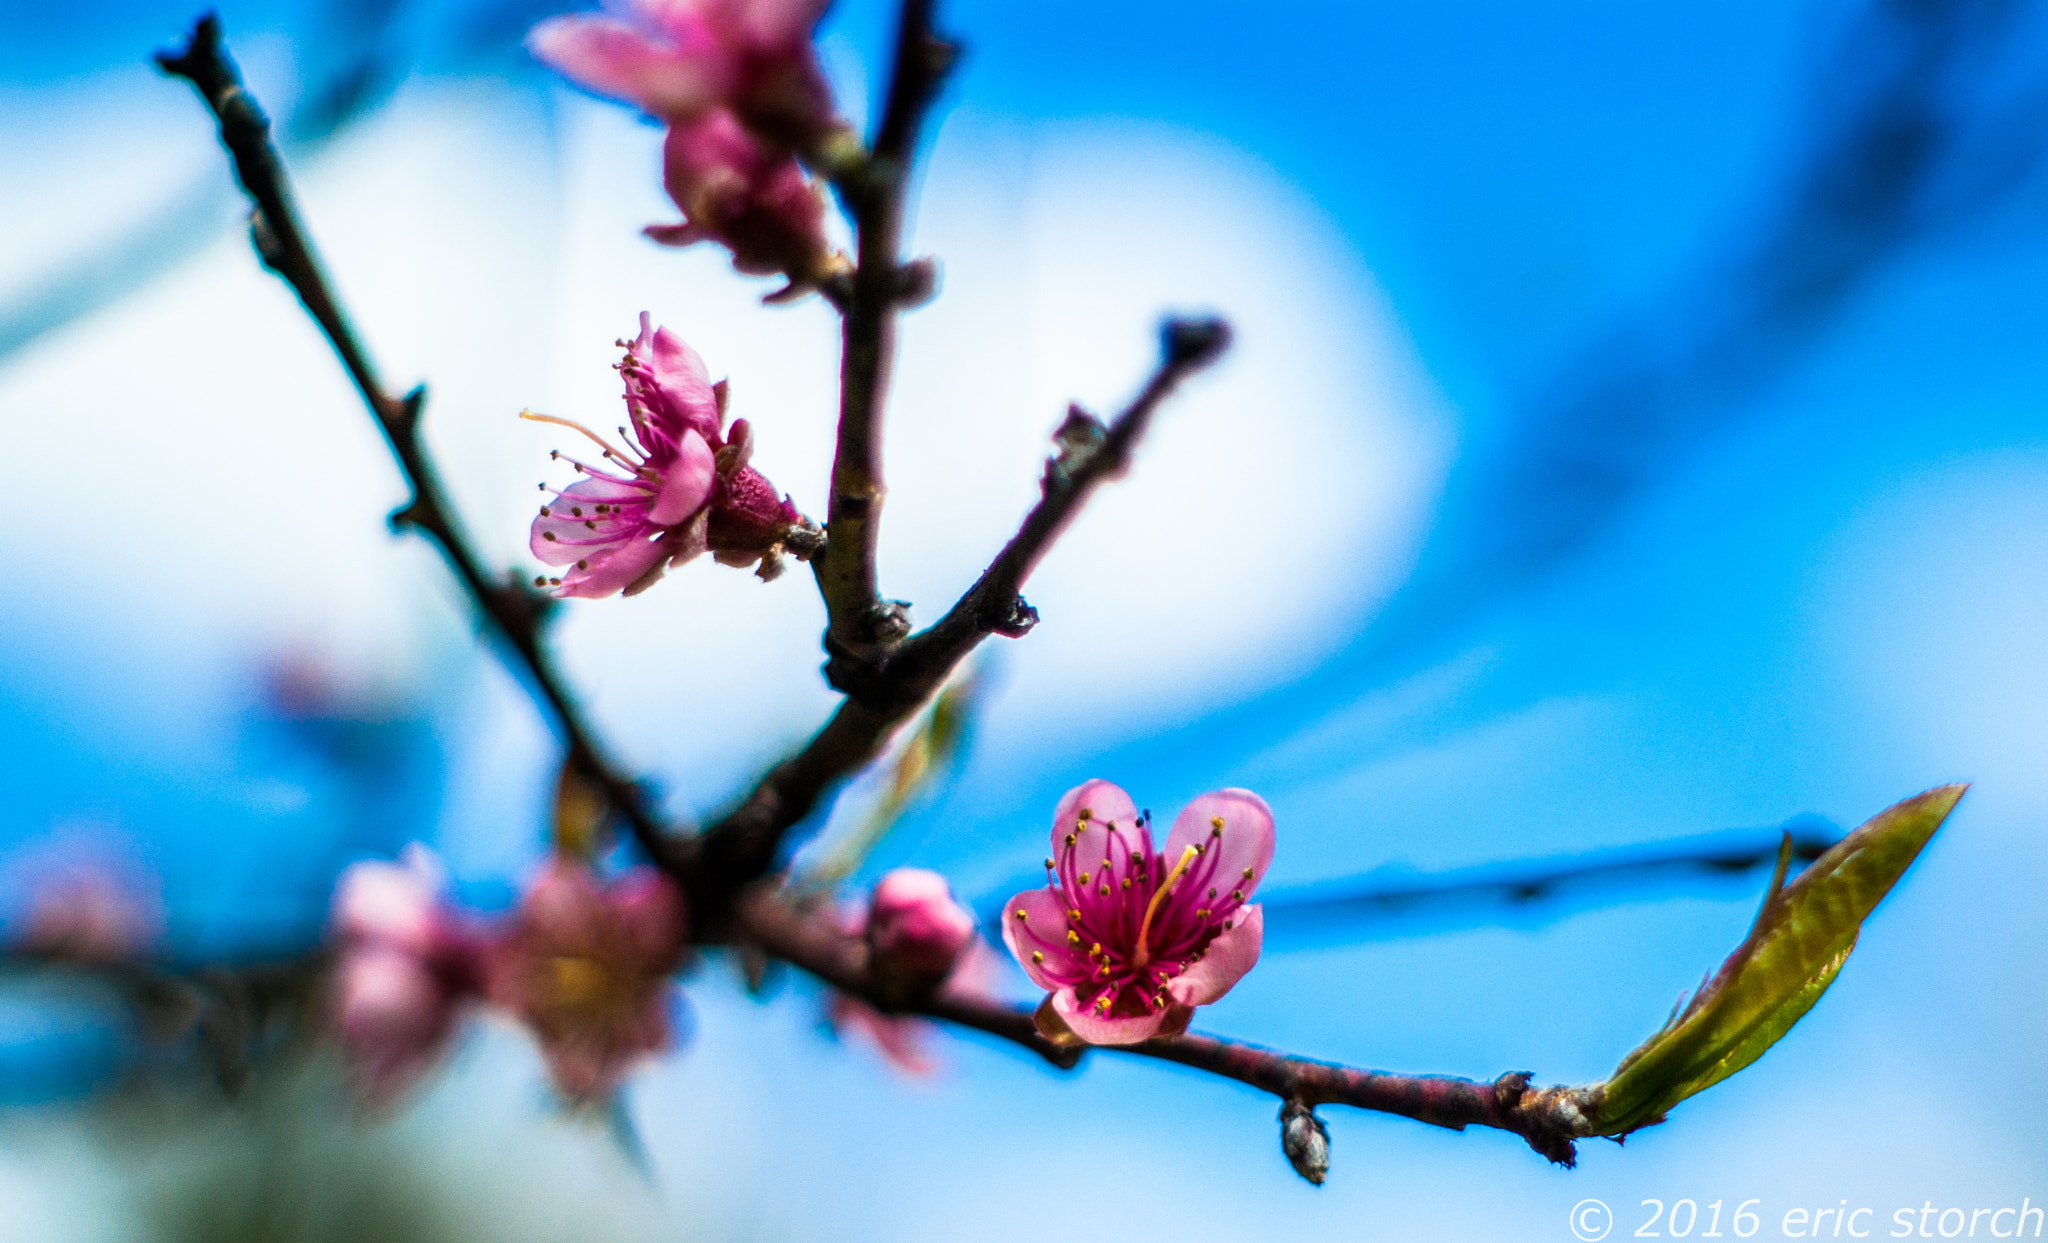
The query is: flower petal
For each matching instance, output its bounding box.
[1165,903,1263,1007]
[643,327,723,442]
[1049,778,1149,873]
[1050,987,1168,1046]
[610,868,688,965]
[526,15,722,118]
[648,427,717,525]
[1000,886,1088,990]
[332,860,439,956]
[1165,788,1275,904]
[532,477,651,566]
[554,529,673,598]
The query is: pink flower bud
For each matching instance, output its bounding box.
[648,109,835,286]
[866,868,976,982]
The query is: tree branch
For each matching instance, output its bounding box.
[734,884,1601,1167]
[689,320,1230,919]
[156,14,679,869]
[814,0,957,676]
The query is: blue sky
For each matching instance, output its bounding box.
[1,1,2045,1239]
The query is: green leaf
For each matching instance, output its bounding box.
[1587,784,1965,1136]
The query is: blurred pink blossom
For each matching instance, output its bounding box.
[527,0,837,146]
[864,867,976,982]
[19,862,161,963]
[329,848,487,1100]
[528,314,805,597]
[485,857,689,1101]
[1002,780,1273,1045]
[528,0,840,284]
[644,109,836,287]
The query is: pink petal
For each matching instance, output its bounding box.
[531,477,652,566]
[516,859,608,949]
[332,860,438,956]
[1165,903,1263,1007]
[554,529,674,598]
[647,427,716,525]
[1000,886,1087,991]
[644,327,723,441]
[1164,788,1275,900]
[609,868,688,964]
[1049,778,1149,867]
[1050,987,1169,1046]
[526,15,723,118]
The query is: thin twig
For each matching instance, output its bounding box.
[156,15,677,868]
[814,0,957,678]
[735,885,1600,1166]
[690,320,1231,920]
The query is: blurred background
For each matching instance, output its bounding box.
[2,0,2045,1238]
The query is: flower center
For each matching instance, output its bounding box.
[1131,844,1199,969]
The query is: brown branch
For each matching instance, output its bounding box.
[689,320,1231,920]
[155,14,678,869]
[814,0,957,676]
[734,885,1601,1167]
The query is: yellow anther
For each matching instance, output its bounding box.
[1098,885,1109,896]
[1077,808,1092,821]
[1232,889,1244,902]
[1013,909,1028,920]
[1210,815,1224,834]
[1195,908,1209,919]
[1044,857,1055,869]
[1089,943,1101,957]
[1079,872,1091,885]
[1095,995,1112,1013]
[1121,878,1131,891]
[1032,951,1044,964]
[1064,833,1076,846]
[1067,908,1082,921]
[1067,930,1081,945]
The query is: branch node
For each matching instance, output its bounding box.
[987,595,1038,638]
[1162,316,1232,368]
[894,257,939,307]
[1279,1099,1331,1186]
[247,208,285,272]
[865,599,914,644]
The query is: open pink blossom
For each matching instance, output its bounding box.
[527,0,837,147]
[1002,780,1273,1046]
[527,313,808,597]
[329,849,487,1100]
[527,0,840,284]
[485,857,688,1101]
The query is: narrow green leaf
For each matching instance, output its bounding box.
[1588,784,1965,1135]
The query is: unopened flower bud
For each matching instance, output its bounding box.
[1280,1099,1330,1185]
[865,868,975,982]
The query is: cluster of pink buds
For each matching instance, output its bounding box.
[528,0,846,290]
[328,849,688,1103]
[527,314,816,598]
[1003,780,1273,1045]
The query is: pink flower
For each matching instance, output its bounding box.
[18,863,160,963]
[485,858,688,1101]
[1002,780,1274,1046]
[643,109,834,284]
[527,0,837,147]
[329,850,486,1100]
[527,0,841,284]
[527,313,809,597]
[864,868,976,983]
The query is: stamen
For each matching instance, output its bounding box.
[1242,867,1254,880]
[1013,909,1028,920]
[1066,930,1080,945]
[1211,815,1225,835]
[1133,845,1201,968]
[521,410,640,465]
[1032,951,1044,964]
[1077,809,1092,821]
[1079,872,1090,886]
